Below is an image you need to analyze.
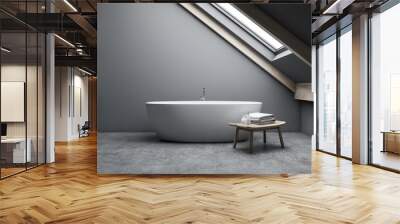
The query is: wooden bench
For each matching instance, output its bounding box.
[229,121,286,153]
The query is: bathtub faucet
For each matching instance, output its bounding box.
[200,88,206,101]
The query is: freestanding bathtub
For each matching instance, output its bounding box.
[146,101,262,142]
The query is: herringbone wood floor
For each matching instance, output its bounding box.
[1,134,400,224]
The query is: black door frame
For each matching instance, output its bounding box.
[315,24,353,161]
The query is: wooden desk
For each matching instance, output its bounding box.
[229,121,286,153]
[382,131,400,154]
[1,138,31,164]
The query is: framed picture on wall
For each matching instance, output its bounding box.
[1,81,25,122]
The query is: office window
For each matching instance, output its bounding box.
[371,3,400,171]
[340,28,352,158]
[318,36,337,154]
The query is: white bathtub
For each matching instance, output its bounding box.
[146,101,262,142]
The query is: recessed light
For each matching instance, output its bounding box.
[1,47,11,53]
[63,0,78,12]
[54,34,75,48]
[78,67,93,76]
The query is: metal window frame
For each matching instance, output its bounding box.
[316,0,400,173]
[315,24,353,161]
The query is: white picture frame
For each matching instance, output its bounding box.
[1,81,25,122]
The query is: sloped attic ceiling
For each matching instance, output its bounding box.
[235,4,311,69]
[257,4,311,46]
[272,54,311,83]
[256,4,312,83]
[181,3,297,92]
[181,3,312,90]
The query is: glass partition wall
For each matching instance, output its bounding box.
[0,30,28,177]
[0,3,46,179]
[316,26,352,159]
[370,3,400,171]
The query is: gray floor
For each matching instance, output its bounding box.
[98,132,311,174]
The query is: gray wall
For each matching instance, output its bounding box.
[272,54,311,83]
[98,3,303,132]
[300,102,313,135]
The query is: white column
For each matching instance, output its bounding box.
[55,67,74,141]
[46,0,56,163]
[352,14,369,164]
[46,33,55,163]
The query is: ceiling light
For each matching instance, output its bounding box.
[78,67,93,76]
[76,48,85,56]
[63,0,78,12]
[1,47,11,53]
[54,34,75,48]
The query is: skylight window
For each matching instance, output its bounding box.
[214,3,284,52]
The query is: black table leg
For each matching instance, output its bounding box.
[263,130,266,144]
[277,127,284,148]
[233,127,239,149]
[249,131,254,153]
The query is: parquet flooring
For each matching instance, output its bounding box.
[0,167,26,178]
[1,134,400,223]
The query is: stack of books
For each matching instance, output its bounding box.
[248,113,276,125]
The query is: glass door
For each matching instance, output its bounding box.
[0,30,28,178]
[317,25,353,159]
[27,30,38,170]
[0,1,47,179]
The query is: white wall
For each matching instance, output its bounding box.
[55,67,70,141]
[55,67,89,141]
[71,73,89,138]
